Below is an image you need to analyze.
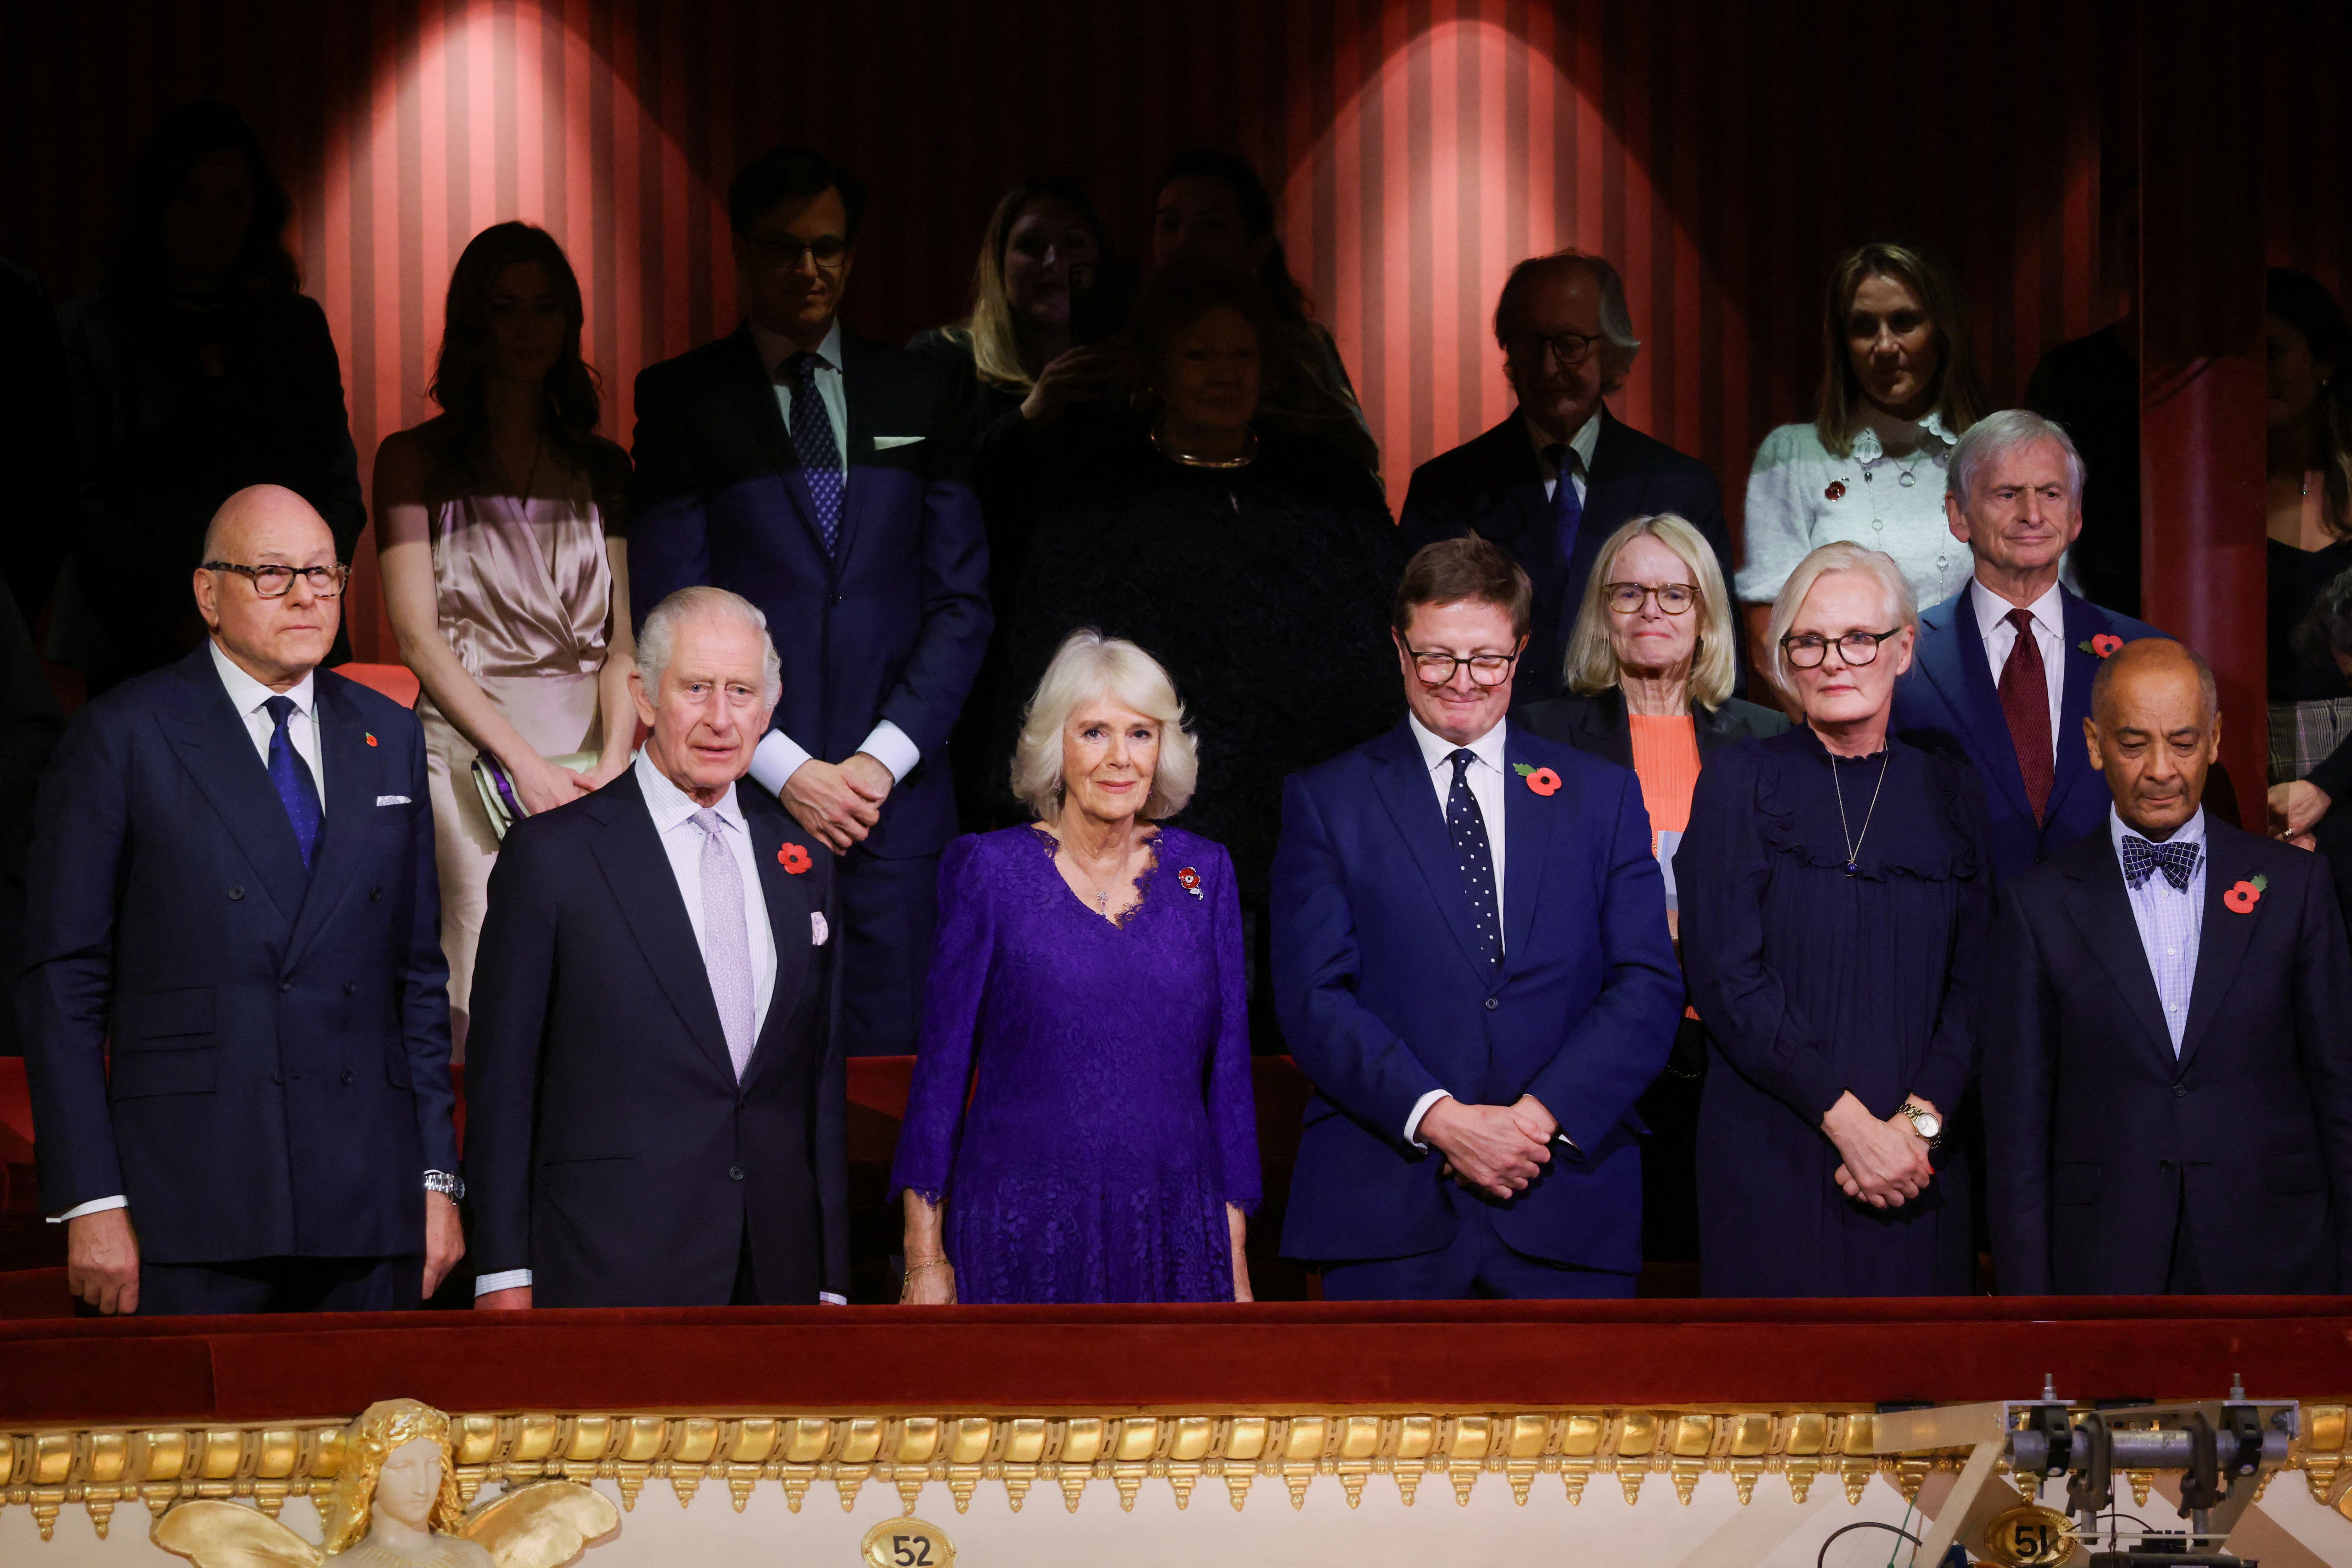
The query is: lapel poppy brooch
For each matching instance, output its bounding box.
[777,842,813,875]
[1824,480,1848,502]
[1512,762,1562,797]
[364,732,379,747]
[2222,873,2267,915]
[2078,633,2124,659]
[1177,866,1203,899]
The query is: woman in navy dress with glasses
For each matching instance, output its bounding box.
[1676,543,1992,1297]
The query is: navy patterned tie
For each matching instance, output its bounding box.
[2121,834,2200,892]
[1545,441,1584,564]
[263,695,322,868]
[784,351,844,553]
[1446,750,1502,966]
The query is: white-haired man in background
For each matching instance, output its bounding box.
[463,586,846,1308]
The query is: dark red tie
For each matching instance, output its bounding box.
[1997,607,2054,823]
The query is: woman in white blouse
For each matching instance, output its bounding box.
[1737,242,1986,679]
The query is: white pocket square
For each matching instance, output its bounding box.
[810,912,830,946]
[872,434,924,449]
[375,794,412,806]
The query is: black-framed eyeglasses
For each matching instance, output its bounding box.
[1604,582,1698,615]
[203,561,349,599]
[1405,645,1519,687]
[1503,329,1603,368]
[750,234,851,272]
[1781,628,1903,668]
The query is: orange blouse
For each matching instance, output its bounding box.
[1627,713,1702,851]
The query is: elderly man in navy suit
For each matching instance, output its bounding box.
[1399,251,1735,707]
[19,484,461,1315]
[1272,536,1682,1299]
[1893,409,2163,883]
[465,587,842,1308]
[629,145,989,1057]
[1984,639,2352,1293]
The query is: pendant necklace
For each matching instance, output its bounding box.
[1829,748,1892,876]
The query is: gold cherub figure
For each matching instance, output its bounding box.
[153,1399,619,1568]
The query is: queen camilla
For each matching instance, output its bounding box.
[890,630,1261,1304]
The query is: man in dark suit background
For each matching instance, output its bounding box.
[629,145,990,1056]
[1894,410,2164,885]
[1272,537,1682,1299]
[18,484,460,1314]
[1984,638,2352,1294]
[466,587,843,1308]
[1398,251,1735,707]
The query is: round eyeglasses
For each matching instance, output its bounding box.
[1604,582,1697,615]
[1780,628,1903,668]
[203,561,350,599]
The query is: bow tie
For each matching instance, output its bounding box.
[2120,834,2201,892]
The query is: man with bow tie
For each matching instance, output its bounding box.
[20,485,460,1315]
[464,587,844,1308]
[1983,637,2352,1294]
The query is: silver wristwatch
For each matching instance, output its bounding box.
[1896,1101,1943,1150]
[423,1169,465,1201]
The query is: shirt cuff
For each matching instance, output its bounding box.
[49,1195,127,1224]
[748,729,816,798]
[857,721,921,784]
[473,1269,533,1296]
[1403,1090,1452,1149]
[818,1292,848,1305]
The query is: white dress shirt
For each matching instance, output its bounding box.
[53,644,333,1225]
[2111,806,2207,1055]
[1528,407,1601,508]
[478,750,847,1302]
[743,315,922,797]
[1971,578,2066,761]
[1401,713,1511,1146]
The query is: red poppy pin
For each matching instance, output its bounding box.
[364,732,379,747]
[2222,873,2267,915]
[1177,866,1203,900]
[777,842,813,875]
[1512,762,1562,797]
[1824,480,1848,502]
[2079,633,2124,659]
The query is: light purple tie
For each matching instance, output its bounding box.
[691,809,756,1081]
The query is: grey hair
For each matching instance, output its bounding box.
[1012,629,1199,823]
[636,586,783,704]
[1764,543,1918,700]
[1492,251,1642,360]
[1945,407,2088,508]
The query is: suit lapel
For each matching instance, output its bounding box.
[831,334,880,576]
[1499,729,1560,973]
[739,808,816,1092]
[1367,726,1494,984]
[724,325,833,559]
[1577,688,1635,770]
[157,649,308,927]
[1918,594,2036,822]
[2058,833,2183,1068]
[282,678,374,968]
[2176,824,2259,1070]
[590,774,739,1084]
[2043,590,2108,826]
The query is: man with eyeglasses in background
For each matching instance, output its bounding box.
[1270,536,1682,1299]
[19,484,461,1314]
[630,145,989,1060]
[1401,251,1739,706]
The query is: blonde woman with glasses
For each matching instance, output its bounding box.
[1675,541,1993,1297]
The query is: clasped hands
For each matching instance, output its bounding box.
[783,752,895,853]
[1822,1091,1938,1209]
[1421,1094,1558,1200]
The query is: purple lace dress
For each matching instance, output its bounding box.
[889,824,1261,1303]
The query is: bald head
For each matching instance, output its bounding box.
[2084,637,2220,840]
[194,484,344,692]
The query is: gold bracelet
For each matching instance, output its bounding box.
[904,1258,949,1272]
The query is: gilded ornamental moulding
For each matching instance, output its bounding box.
[5,1401,2352,1545]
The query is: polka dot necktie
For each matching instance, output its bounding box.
[1447,749,1501,967]
[262,695,321,869]
[783,351,844,554]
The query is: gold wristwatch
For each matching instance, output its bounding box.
[1897,1101,1943,1150]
